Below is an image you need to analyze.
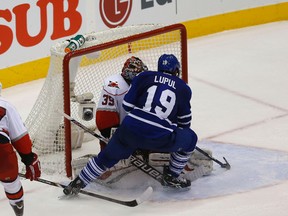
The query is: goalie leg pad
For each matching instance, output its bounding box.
[71,154,95,177]
[184,148,213,176]
[71,124,84,149]
[55,124,84,151]
[72,154,134,181]
[148,152,170,167]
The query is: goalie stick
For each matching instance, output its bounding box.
[131,154,208,184]
[195,146,231,170]
[18,173,152,207]
[58,110,109,143]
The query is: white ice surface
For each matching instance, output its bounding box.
[1,21,288,216]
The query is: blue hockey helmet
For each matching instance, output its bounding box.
[157,54,180,76]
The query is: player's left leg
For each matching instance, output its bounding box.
[0,143,24,216]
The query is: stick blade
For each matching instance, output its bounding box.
[223,157,231,170]
[135,186,153,206]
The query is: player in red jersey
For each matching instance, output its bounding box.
[0,84,41,216]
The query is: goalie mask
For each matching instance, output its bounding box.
[121,56,148,83]
[158,54,180,77]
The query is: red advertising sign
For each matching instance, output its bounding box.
[99,0,132,28]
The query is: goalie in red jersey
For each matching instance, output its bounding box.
[96,56,148,150]
[0,85,41,216]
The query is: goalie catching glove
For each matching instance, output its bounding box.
[20,152,41,181]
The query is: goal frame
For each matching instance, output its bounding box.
[62,23,188,177]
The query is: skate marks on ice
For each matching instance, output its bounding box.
[86,141,288,202]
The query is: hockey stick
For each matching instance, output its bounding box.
[18,173,152,207]
[57,110,164,183]
[195,146,231,170]
[59,111,109,143]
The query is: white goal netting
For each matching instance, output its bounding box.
[24,23,187,177]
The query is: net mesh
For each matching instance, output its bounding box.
[24,24,186,177]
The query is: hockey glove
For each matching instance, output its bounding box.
[20,152,41,181]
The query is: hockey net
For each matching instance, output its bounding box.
[24,23,188,178]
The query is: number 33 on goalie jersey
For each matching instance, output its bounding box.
[122,71,192,139]
[96,74,130,131]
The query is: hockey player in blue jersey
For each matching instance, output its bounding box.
[64,54,198,193]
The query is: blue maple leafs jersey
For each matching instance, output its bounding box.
[122,71,192,139]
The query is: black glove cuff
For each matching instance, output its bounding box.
[20,152,34,166]
[0,134,10,144]
[100,126,119,138]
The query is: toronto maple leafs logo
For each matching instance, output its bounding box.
[162,59,168,65]
[108,81,119,88]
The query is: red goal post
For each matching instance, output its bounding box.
[25,23,188,178]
